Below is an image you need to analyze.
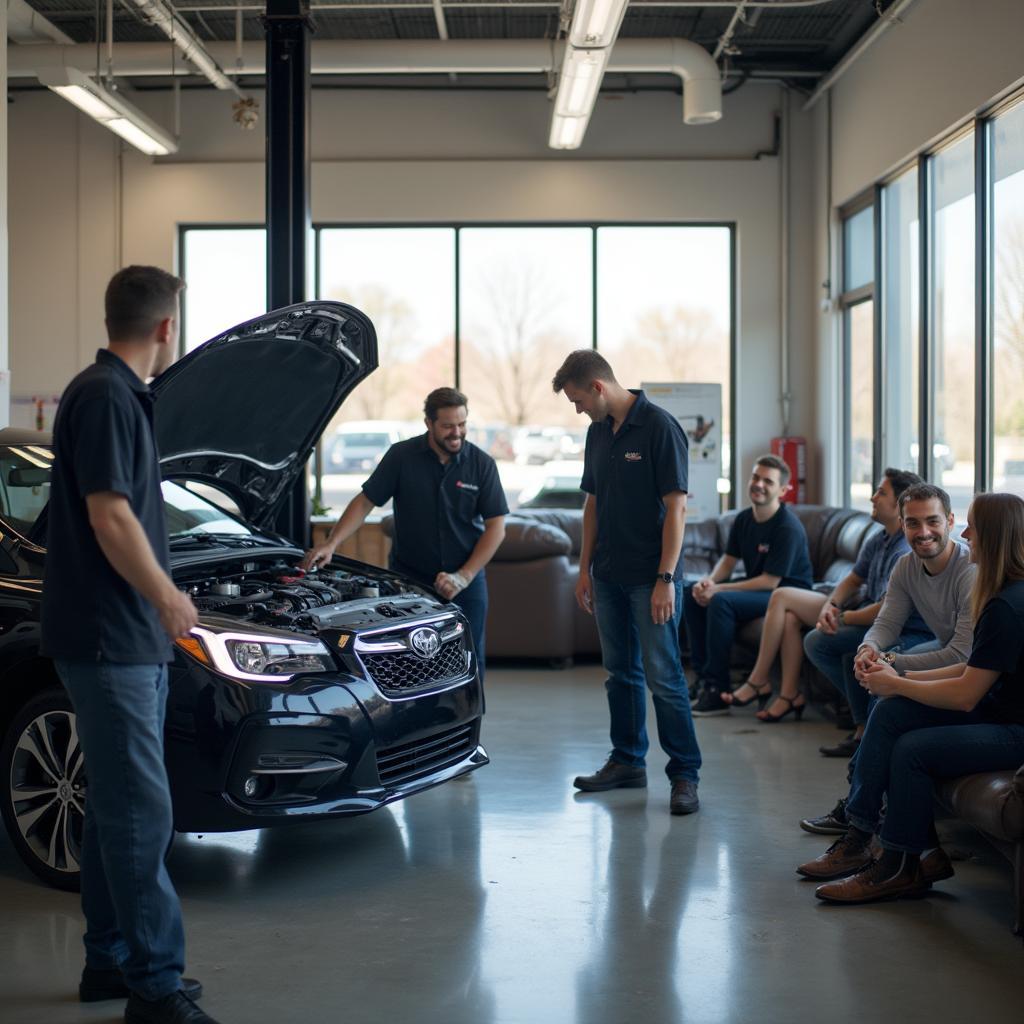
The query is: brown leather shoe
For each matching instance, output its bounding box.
[921,846,955,884]
[670,779,699,815]
[815,857,931,904]
[796,830,872,880]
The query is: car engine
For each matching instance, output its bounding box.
[177,557,439,633]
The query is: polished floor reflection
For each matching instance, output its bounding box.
[0,663,1020,1023]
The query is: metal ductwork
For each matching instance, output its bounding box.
[7,38,723,126]
[127,0,245,98]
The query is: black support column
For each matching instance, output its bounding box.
[265,0,313,545]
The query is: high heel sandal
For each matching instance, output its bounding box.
[721,678,772,709]
[757,693,806,723]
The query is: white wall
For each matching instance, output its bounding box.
[7,79,812,490]
[830,0,1024,206]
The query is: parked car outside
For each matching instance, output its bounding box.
[0,303,487,890]
[326,420,418,473]
[513,426,567,465]
[516,460,586,509]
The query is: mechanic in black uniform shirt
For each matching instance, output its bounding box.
[303,388,507,677]
[802,491,1024,906]
[684,454,813,716]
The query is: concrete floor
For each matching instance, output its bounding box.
[0,663,1020,1024]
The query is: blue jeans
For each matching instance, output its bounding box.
[846,695,1024,853]
[803,627,935,725]
[593,579,701,782]
[681,585,772,691]
[55,660,185,1001]
[453,573,488,682]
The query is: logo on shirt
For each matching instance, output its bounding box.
[455,480,479,491]
[757,542,771,553]
[624,451,643,462]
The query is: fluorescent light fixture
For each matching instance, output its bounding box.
[569,0,630,49]
[555,47,609,119]
[549,114,587,151]
[37,66,177,157]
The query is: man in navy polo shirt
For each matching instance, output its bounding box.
[42,267,217,1023]
[552,350,701,816]
[303,387,507,677]
[684,454,814,717]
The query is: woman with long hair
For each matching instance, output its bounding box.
[795,492,1024,904]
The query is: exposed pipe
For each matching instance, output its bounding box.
[5,0,74,44]
[803,0,919,110]
[713,0,752,62]
[431,0,449,40]
[169,1,837,9]
[127,0,246,97]
[8,38,723,122]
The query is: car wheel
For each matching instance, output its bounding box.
[0,688,84,891]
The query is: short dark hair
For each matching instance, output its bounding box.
[551,350,617,393]
[424,387,468,421]
[105,265,184,342]
[753,453,791,486]
[882,467,922,503]
[899,482,952,517]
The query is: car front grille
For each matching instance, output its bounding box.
[360,635,469,696]
[376,723,476,787]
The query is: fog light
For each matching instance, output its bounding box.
[244,776,259,798]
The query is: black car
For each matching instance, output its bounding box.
[0,302,488,890]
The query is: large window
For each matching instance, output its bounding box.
[992,99,1024,497]
[181,224,734,518]
[928,134,975,520]
[881,169,920,474]
[841,205,875,510]
[180,228,266,353]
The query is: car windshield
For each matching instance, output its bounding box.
[0,444,255,541]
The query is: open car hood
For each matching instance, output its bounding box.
[152,302,377,526]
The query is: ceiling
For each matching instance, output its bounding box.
[10,0,898,93]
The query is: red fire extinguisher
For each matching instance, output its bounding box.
[771,437,807,504]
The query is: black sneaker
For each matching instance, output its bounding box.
[573,758,647,792]
[125,989,220,1023]
[80,967,202,1004]
[691,688,730,717]
[800,796,849,835]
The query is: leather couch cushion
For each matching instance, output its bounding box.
[494,516,572,562]
[936,770,1024,843]
[516,509,584,556]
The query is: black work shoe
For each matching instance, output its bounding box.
[125,989,220,1023]
[670,779,699,815]
[691,688,730,717]
[819,735,861,759]
[800,797,849,835]
[81,968,202,1004]
[573,759,647,792]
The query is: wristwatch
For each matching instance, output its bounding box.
[656,572,673,584]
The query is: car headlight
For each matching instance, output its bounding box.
[176,627,336,683]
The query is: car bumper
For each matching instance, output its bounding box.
[164,661,486,833]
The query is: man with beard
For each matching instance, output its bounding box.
[798,483,976,850]
[685,455,814,717]
[303,387,507,676]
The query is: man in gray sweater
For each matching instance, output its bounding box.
[799,483,976,843]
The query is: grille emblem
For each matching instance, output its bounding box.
[409,627,441,660]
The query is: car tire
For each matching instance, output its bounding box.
[0,688,84,891]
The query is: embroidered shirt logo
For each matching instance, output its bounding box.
[624,451,643,462]
[455,480,479,491]
[757,542,770,553]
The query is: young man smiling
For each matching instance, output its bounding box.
[684,455,814,717]
[798,483,976,846]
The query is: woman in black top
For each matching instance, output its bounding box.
[797,491,1024,904]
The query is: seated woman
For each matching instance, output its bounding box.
[722,469,924,723]
[795,491,1024,904]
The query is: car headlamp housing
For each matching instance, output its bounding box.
[177,626,336,683]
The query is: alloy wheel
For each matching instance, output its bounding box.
[9,709,85,877]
